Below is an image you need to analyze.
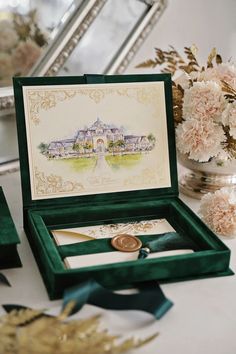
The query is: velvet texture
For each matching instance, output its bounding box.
[0,187,21,269]
[13,74,232,299]
[26,197,232,299]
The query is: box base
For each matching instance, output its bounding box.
[0,245,22,270]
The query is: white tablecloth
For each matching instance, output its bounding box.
[0,171,235,354]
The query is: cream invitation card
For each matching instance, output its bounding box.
[65,250,194,269]
[51,218,175,246]
[22,81,171,200]
[51,218,194,269]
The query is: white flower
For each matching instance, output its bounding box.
[174,72,190,90]
[214,63,236,89]
[222,102,236,139]
[176,118,226,162]
[183,81,226,122]
[199,187,236,237]
[0,20,18,52]
[12,39,42,75]
[195,63,236,89]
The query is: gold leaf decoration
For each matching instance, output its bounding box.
[224,126,236,159]
[221,81,236,101]
[0,303,158,354]
[216,54,223,64]
[136,45,201,75]
[26,86,160,124]
[207,47,217,68]
[28,90,77,124]
[190,44,198,58]
[172,84,184,125]
[35,167,84,196]
[135,59,158,69]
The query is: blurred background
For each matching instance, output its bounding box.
[0,0,235,172]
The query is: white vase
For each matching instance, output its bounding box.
[178,153,236,199]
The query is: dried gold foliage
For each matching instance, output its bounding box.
[0,304,158,354]
[221,81,236,102]
[223,126,236,159]
[136,46,236,128]
[136,45,225,77]
[137,45,236,161]
[207,47,217,68]
[216,54,223,65]
[136,45,201,75]
[172,83,184,125]
[136,46,186,75]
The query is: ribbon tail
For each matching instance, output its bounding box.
[63,280,173,320]
[0,273,11,287]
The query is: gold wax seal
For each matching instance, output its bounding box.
[111,234,142,252]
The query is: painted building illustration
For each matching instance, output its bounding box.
[45,118,155,158]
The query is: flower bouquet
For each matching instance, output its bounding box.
[0,10,47,86]
[137,46,236,197]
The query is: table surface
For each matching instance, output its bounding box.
[0,171,235,354]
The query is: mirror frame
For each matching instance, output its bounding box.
[0,0,167,116]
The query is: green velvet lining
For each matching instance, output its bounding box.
[27,213,65,272]
[35,198,169,228]
[26,196,232,299]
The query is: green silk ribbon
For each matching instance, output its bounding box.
[63,279,173,319]
[138,231,197,259]
[0,273,11,286]
[3,281,173,320]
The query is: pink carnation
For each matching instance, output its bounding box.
[194,63,236,89]
[176,118,226,162]
[199,187,236,237]
[214,63,236,89]
[183,81,226,122]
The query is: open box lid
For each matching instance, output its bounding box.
[13,74,178,209]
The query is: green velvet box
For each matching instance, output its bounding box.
[13,74,232,299]
[0,187,21,269]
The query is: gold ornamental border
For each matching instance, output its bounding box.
[24,82,167,199]
[34,167,84,196]
[26,84,161,125]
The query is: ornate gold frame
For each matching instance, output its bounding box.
[0,0,167,116]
